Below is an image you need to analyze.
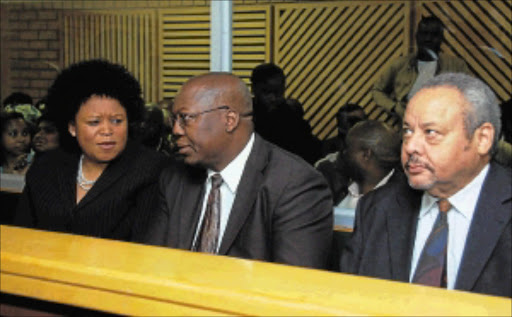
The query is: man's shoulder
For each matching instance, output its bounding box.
[159,158,203,184]
[438,52,468,71]
[484,162,512,200]
[259,136,318,171]
[251,136,328,190]
[359,174,418,213]
[438,52,465,62]
[388,54,416,68]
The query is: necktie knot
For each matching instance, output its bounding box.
[211,173,223,189]
[438,199,451,213]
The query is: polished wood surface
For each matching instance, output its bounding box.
[1,225,510,316]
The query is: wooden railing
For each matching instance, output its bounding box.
[1,225,510,316]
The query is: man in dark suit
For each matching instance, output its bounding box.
[341,73,511,297]
[144,72,333,269]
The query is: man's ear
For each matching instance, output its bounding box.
[225,110,239,133]
[68,121,76,137]
[474,122,494,155]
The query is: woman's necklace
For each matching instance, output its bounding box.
[76,154,96,191]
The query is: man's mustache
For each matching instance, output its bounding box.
[404,154,435,172]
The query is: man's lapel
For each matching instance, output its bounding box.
[387,185,422,282]
[455,163,512,291]
[179,166,207,250]
[218,135,267,255]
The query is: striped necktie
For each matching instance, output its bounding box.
[193,173,223,254]
[412,198,451,287]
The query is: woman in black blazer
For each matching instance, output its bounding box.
[14,60,169,242]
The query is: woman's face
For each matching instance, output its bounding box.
[33,120,59,153]
[2,118,31,157]
[68,95,128,164]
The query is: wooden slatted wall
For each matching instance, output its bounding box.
[159,7,209,99]
[274,1,410,140]
[63,10,158,102]
[419,0,512,104]
[159,5,271,100]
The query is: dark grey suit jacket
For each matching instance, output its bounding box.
[144,134,333,269]
[341,162,511,297]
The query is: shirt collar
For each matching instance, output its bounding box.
[419,164,490,219]
[207,133,255,194]
[347,169,395,197]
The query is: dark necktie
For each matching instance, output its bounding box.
[193,173,223,254]
[412,198,451,287]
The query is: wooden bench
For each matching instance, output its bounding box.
[1,225,510,316]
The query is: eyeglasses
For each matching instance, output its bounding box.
[171,106,229,129]
[171,105,253,129]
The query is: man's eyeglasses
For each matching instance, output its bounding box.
[171,105,252,128]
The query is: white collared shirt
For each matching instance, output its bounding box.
[408,60,437,100]
[409,164,490,289]
[192,133,255,252]
[336,169,395,210]
[334,169,395,229]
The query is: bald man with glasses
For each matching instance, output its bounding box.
[144,72,333,269]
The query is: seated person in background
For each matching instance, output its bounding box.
[14,59,169,242]
[333,120,402,230]
[32,112,60,160]
[251,63,321,165]
[132,104,173,157]
[500,99,512,144]
[341,73,511,297]
[320,103,367,157]
[2,92,41,126]
[0,111,32,175]
[315,104,367,204]
[372,16,469,122]
[494,98,511,167]
[143,72,333,269]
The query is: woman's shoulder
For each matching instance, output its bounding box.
[26,149,77,184]
[29,149,76,172]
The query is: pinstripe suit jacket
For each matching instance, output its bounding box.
[14,141,169,242]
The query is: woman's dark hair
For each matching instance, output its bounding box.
[0,111,27,165]
[45,59,145,152]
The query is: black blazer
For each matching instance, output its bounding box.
[144,134,334,269]
[341,162,512,297]
[14,141,169,242]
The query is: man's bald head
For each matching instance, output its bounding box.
[178,72,252,114]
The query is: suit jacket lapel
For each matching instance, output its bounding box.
[387,184,422,282]
[455,163,512,291]
[57,151,79,218]
[218,134,267,255]
[77,145,134,208]
[179,166,207,249]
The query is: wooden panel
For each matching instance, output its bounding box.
[1,225,511,316]
[419,0,512,103]
[62,10,158,103]
[274,1,410,140]
[159,5,271,100]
